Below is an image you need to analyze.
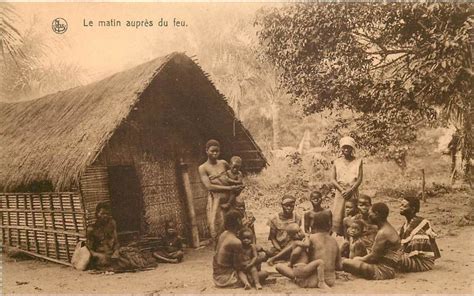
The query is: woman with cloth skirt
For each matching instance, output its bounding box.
[330,136,363,236]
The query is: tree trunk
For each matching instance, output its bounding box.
[461,101,472,188]
[271,102,281,150]
[233,95,240,120]
[231,83,242,120]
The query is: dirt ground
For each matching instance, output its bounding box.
[3,189,473,294]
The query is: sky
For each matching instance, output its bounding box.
[11,3,267,81]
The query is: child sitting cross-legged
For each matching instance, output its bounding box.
[153,221,184,263]
[237,228,263,290]
[274,235,330,289]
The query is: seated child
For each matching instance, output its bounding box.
[343,199,360,237]
[347,219,368,259]
[341,199,360,257]
[352,194,378,252]
[305,211,342,287]
[235,200,257,243]
[267,223,302,265]
[238,228,263,290]
[274,237,330,289]
[304,191,325,234]
[153,221,184,263]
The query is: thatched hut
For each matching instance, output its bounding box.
[0,52,266,265]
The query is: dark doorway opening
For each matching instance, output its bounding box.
[107,166,143,234]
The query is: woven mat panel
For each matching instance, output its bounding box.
[138,160,187,238]
[0,192,86,264]
[80,166,111,225]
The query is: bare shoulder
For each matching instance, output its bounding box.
[326,233,338,245]
[343,216,352,224]
[228,237,243,248]
[295,212,302,221]
[198,162,208,172]
[323,209,332,219]
[218,159,229,166]
[375,228,388,240]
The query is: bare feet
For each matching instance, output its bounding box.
[318,282,331,289]
[255,284,263,290]
[244,284,251,290]
[152,252,178,263]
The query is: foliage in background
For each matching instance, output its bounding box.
[255,3,473,180]
[0,9,86,101]
[0,4,24,65]
[243,127,470,215]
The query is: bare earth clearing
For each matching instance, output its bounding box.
[3,189,473,294]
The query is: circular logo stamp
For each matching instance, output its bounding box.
[52,18,68,34]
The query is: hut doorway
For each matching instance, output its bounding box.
[107,166,144,234]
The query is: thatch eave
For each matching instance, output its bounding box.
[0,52,267,192]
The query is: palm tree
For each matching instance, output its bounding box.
[0,4,24,66]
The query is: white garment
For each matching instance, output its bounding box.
[334,157,362,186]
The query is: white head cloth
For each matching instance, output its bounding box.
[339,136,357,150]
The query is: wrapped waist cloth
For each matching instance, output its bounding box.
[372,249,401,280]
[212,256,240,288]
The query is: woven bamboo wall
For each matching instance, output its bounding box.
[137,159,187,237]
[79,166,111,225]
[0,192,86,265]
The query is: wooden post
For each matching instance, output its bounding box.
[179,158,200,248]
[421,169,426,202]
[29,195,40,254]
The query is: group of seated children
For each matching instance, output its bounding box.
[340,195,378,258]
[263,191,340,289]
[265,191,391,288]
[268,191,440,286]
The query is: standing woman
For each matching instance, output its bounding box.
[198,140,244,243]
[330,136,363,236]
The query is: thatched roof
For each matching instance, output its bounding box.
[0,52,265,191]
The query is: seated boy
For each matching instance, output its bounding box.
[303,191,331,234]
[343,199,360,237]
[235,200,257,243]
[304,211,342,287]
[237,228,263,290]
[153,221,184,263]
[340,199,360,257]
[352,195,378,251]
[274,235,330,289]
